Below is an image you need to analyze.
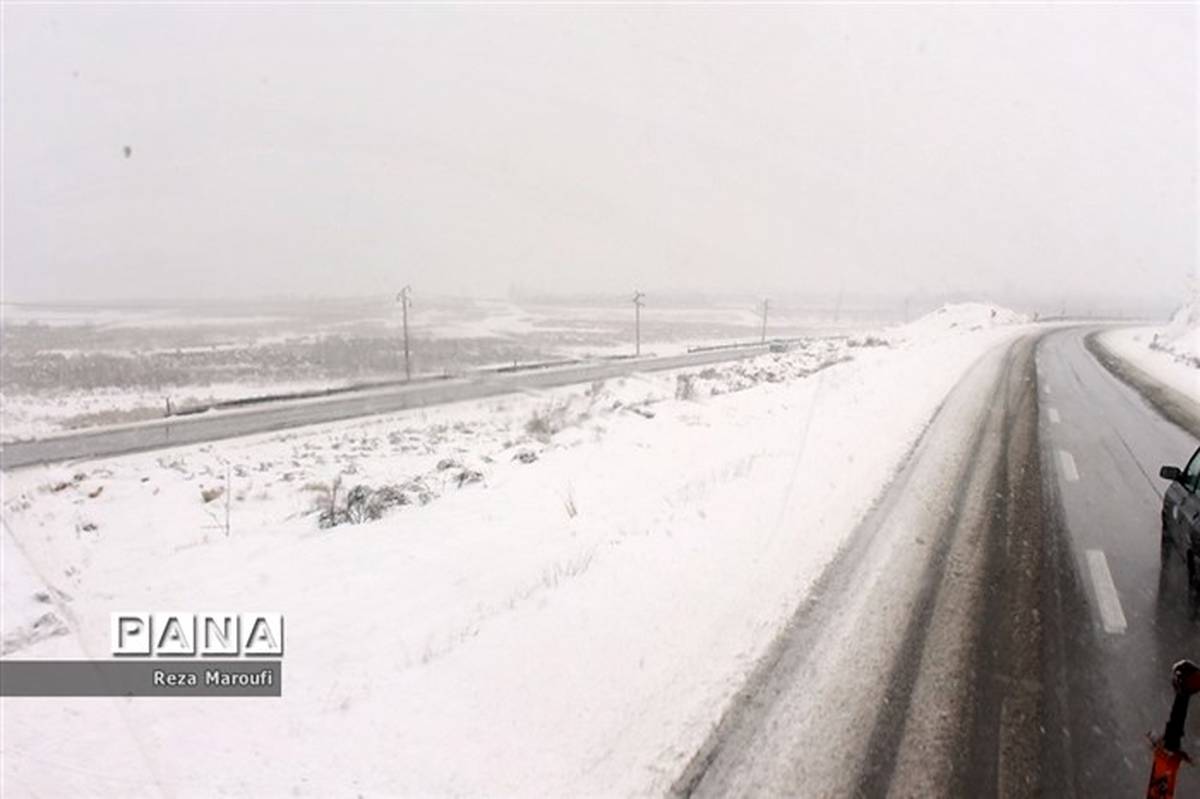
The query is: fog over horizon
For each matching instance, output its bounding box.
[3,3,1196,314]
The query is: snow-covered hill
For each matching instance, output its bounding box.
[893,302,1029,341]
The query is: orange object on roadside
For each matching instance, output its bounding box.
[1146,742,1189,799]
[1146,660,1198,799]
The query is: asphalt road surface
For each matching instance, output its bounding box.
[1036,327,1198,797]
[0,344,773,470]
[672,327,1198,798]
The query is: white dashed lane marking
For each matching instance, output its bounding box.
[1085,550,1128,634]
[1044,384,1052,395]
[1048,408,1061,424]
[1058,449,1079,483]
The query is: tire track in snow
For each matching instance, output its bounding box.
[670,335,1041,797]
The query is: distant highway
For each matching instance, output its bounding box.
[0,344,777,470]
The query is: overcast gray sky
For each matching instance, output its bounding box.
[3,3,1195,308]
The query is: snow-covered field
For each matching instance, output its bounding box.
[0,378,369,441]
[1,304,1029,797]
[1,298,875,442]
[1099,294,1200,401]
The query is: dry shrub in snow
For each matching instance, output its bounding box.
[847,335,889,348]
[675,373,696,400]
[315,474,448,529]
[200,486,225,504]
[318,480,405,528]
[1151,335,1200,368]
[525,402,571,440]
[342,484,410,525]
[455,469,484,488]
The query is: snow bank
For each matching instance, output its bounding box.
[1099,292,1199,402]
[1,310,1030,797]
[891,302,1029,341]
[1153,294,1200,368]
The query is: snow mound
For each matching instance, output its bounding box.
[1151,294,1200,368]
[894,302,1028,341]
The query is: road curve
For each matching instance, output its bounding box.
[1036,327,1198,797]
[672,326,1199,798]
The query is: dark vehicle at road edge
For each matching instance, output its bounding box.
[1160,445,1200,598]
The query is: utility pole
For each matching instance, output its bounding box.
[397,286,412,381]
[760,298,770,344]
[633,291,645,357]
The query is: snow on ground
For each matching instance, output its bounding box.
[0,379,369,442]
[0,302,852,441]
[0,527,71,656]
[888,301,1029,341]
[408,300,541,339]
[1154,296,1200,367]
[1,304,1029,797]
[1,529,185,795]
[1099,295,1200,401]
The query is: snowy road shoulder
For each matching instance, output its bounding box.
[1098,327,1198,403]
[679,330,1052,798]
[1094,292,1198,426]
[1091,327,1200,437]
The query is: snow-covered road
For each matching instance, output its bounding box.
[678,332,1052,797]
